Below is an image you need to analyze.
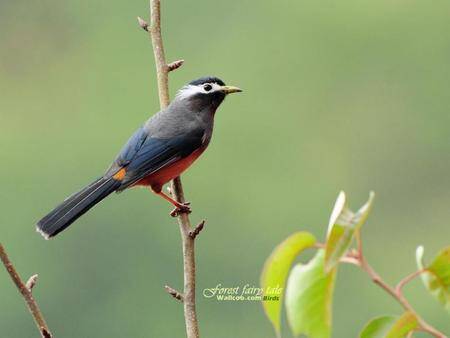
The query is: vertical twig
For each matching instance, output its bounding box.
[0,244,52,338]
[139,1,200,337]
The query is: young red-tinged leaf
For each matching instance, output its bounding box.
[285,250,336,338]
[360,312,418,338]
[260,231,316,337]
[416,245,450,312]
[324,191,375,272]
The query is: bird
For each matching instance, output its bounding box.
[36,76,242,239]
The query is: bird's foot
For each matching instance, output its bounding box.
[170,202,192,217]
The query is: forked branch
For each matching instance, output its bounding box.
[339,232,446,338]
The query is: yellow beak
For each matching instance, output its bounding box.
[220,85,242,94]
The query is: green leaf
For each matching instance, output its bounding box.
[416,245,450,311]
[285,249,336,338]
[324,191,375,272]
[360,316,396,338]
[360,312,418,338]
[261,231,316,336]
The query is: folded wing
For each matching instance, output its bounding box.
[107,127,205,191]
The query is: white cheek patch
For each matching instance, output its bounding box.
[176,85,203,100]
[176,83,222,100]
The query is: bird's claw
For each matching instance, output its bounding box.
[170,202,192,217]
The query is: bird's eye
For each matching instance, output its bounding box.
[203,84,212,92]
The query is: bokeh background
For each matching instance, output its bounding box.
[1,0,449,337]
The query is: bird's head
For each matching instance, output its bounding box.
[175,76,242,111]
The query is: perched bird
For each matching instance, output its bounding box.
[36,76,241,239]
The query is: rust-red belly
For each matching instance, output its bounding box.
[135,148,203,191]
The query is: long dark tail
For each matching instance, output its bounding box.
[36,176,121,239]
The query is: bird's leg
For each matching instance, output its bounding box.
[153,189,192,217]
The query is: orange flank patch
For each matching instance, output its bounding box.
[113,168,127,181]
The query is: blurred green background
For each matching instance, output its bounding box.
[1,0,449,337]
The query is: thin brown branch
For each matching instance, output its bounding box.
[350,230,446,338]
[164,285,184,302]
[148,0,169,106]
[0,244,52,338]
[142,1,200,337]
[171,178,199,338]
[189,220,205,239]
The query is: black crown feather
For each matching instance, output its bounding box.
[189,76,225,86]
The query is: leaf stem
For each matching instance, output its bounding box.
[395,269,425,296]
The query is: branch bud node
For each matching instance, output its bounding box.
[168,59,185,72]
[164,285,184,302]
[137,16,149,31]
[26,274,39,291]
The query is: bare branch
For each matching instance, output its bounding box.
[164,285,184,302]
[148,0,170,106]
[141,1,200,337]
[0,244,52,338]
[189,220,205,239]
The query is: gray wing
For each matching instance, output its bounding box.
[106,126,204,191]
